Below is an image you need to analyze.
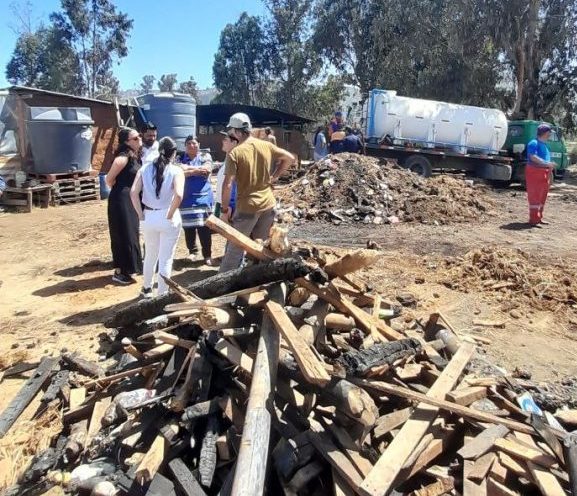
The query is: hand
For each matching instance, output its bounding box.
[220,209,231,223]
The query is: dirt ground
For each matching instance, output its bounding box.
[0,169,577,424]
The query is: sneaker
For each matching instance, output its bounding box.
[188,252,201,262]
[112,272,133,285]
[204,258,214,266]
[141,287,153,298]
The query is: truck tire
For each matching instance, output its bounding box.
[404,155,433,177]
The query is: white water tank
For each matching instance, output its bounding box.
[366,90,508,154]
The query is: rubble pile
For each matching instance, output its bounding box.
[277,153,493,225]
[1,217,575,496]
[440,247,577,311]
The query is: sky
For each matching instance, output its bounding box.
[0,0,267,90]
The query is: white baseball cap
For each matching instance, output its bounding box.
[226,112,252,130]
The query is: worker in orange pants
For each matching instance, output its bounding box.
[525,124,555,226]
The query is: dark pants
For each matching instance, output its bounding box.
[184,226,212,259]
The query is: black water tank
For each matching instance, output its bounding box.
[26,107,94,174]
[138,93,196,150]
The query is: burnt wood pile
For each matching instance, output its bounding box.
[1,215,576,496]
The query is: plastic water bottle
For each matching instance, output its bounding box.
[114,389,157,409]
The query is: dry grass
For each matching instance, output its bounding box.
[0,402,62,490]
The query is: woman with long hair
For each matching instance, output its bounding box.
[106,127,143,284]
[179,135,214,265]
[130,137,184,297]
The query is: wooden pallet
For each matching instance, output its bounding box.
[1,184,52,212]
[28,170,94,184]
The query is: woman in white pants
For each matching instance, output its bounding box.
[130,137,184,297]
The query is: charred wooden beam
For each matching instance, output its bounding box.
[0,356,59,438]
[106,258,312,328]
[62,353,104,378]
[337,338,422,376]
[199,415,219,487]
[168,458,207,496]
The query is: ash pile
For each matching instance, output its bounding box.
[1,217,576,496]
[277,153,493,225]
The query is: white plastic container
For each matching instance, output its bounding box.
[366,90,508,154]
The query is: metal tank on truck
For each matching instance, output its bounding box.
[360,89,513,182]
[137,93,196,151]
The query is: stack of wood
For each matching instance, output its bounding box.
[1,215,576,496]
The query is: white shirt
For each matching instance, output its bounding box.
[215,163,225,204]
[141,141,159,166]
[141,162,182,210]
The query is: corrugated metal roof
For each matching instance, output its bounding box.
[4,86,114,105]
[197,104,314,126]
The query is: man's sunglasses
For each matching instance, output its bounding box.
[224,135,238,142]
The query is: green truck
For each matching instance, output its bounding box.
[502,120,569,184]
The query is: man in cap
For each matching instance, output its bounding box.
[525,124,556,226]
[219,112,295,272]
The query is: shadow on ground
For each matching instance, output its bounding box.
[33,275,115,297]
[500,222,541,231]
[54,259,112,277]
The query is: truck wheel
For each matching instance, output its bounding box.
[405,155,433,177]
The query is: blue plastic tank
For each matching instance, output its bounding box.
[137,93,196,151]
[26,106,94,174]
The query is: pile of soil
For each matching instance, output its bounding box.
[277,153,493,225]
[439,246,577,311]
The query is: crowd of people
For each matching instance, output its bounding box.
[104,109,556,298]
[105,114,295,297]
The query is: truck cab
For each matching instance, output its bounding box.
[504,120,569,182]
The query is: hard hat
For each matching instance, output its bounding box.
[226,112,252,130]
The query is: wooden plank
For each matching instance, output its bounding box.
[296,278,403,341]
[359,341,475,496]
[83,364,156,388]
[458,425,510,460]
[494,438,557,468]
[143,343,175,360]
[86,397,112,446]
[0,356,58,438]
[307,419,364,492]
[231,284,286,496]
[463,460,487,496]
[486,477,519,496]
[205,214,276,261]
[527,461,566,496]
[498,452,530,479]
[68,387,86,410]
[373,407,413,440]
[354,379,535,436]
[136,423,179,484]
[265,300,330,386]
[213,339,253,374]
[489,459,508,484]
[324,420,373,477]
[62,353,104,378]
[467,452,496,482]
[446,386,487,406]
[333,468,356,496]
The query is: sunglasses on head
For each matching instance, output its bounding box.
[129,135,141,141]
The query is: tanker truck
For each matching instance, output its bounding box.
[353,89,568,183]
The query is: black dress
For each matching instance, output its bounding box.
[107,152,143,275]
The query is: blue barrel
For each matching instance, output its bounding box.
[137,93,196,151]
[99,172,110,199]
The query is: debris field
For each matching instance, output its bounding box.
[1,215,576,496]
[277,153,494,226]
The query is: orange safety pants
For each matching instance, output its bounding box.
[525,165,551,225]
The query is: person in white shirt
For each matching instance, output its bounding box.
[140,122,159,166]
[130,137,184,298]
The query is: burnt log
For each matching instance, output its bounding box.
[106,257,312,329]
[337,338,422,376]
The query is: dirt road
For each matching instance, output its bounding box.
[0,176,576,417]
